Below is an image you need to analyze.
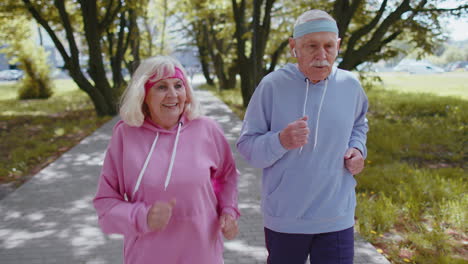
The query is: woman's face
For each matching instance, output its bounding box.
[145,78,187,129]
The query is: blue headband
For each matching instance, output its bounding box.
[293,19,339,39]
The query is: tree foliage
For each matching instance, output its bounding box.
[179,0,238,89]
[8,0,150,116]
[0,9,53,99]
[1,0,466,111]
[332,0,467,70]
[229,0,467,106]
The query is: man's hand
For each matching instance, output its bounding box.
[279,116,310,150]
[344,148,364,175]
[147,199,176,231]
[219,213,238,240]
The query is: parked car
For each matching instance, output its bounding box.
[0,69,24,81]
[445,61,468,72]
[393,60,444,74]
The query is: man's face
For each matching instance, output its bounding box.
[290,31,340,83]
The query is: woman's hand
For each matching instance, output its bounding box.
[219,213,238,240]
[147,199,176,231]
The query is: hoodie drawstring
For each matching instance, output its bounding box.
[164,122,182,190]
[300,78,329,153]
[302,78,310,118]
[299,78,310,154]
[132,132,160,197]
[314,79,329,149]
[130,122,183,199]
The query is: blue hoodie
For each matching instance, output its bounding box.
[237,63,368,234]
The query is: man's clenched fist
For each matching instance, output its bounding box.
[279,116,310,150]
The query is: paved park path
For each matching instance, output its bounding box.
[0,79,391,264]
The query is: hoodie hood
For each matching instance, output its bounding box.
[141,114,190,134]
[131,114,191,197]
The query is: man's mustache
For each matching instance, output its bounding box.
[309,60,330,67]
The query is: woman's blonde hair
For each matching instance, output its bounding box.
[119,56,200,126]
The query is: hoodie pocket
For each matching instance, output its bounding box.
[264,168,313,218]
[265,169,287,196]
[264,167,356,219]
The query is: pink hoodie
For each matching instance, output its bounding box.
[93,116,239,264]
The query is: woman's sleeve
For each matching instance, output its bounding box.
[210,122,240,219]
[93,123,151,236]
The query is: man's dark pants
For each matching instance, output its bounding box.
[264,226,354,264]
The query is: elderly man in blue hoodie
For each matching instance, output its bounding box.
[237,9,369,264]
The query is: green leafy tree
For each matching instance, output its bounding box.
[231,0,293,106]
[16,41,54,100]
[14,0,149,116]
[0,12,53,99]
[180,0,238,89]
[332,0,467,70]
[230,0,466,106]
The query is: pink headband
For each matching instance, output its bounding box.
[144,67,186,94]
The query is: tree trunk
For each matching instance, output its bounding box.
[199,53,214,86]
[159,0,168,54]
[80,1,117,115]
[239,63,254,107]
[226,64,238,89]
[194,21,214,86]
[232,0,276,106]
[67,64,113,116]
[22,0,142,116]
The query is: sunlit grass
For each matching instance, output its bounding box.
[376,72,468,100]
[0,79,111,185]
[201,74,468,264]
[355,89,467,263]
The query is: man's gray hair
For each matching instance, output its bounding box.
[119,56,200,127]
[295,9,336,27]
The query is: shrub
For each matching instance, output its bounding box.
[17,46,54,100]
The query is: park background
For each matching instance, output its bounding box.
[0,1,466,263]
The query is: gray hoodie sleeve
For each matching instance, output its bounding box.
[236,80,288,168]
[348,88,369,158]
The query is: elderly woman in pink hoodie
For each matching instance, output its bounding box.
[93,56,239,264]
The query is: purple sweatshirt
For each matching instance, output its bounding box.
[93,115,239,264]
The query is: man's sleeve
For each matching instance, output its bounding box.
[349,89,369,158]
[236,80,288,168]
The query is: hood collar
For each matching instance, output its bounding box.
[288,63,337,84]
[142,114,189,133]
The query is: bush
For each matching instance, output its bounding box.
[0,15,53,100]
[17,47,54,100]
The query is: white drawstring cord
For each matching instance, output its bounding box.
[164,122,182,190]
[129,121,183,200]
[299,78,310,154]
[314,79,328,150]
[132,132,160,197]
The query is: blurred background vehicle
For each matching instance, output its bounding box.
[0,69,24,81]
[393,59,445,74]
[444,60,468,72]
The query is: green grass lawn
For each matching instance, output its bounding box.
[202,72,467,264]
[0,79,111,186]
[376,72,468,100]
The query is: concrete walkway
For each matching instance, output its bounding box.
[0,83,390,263]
